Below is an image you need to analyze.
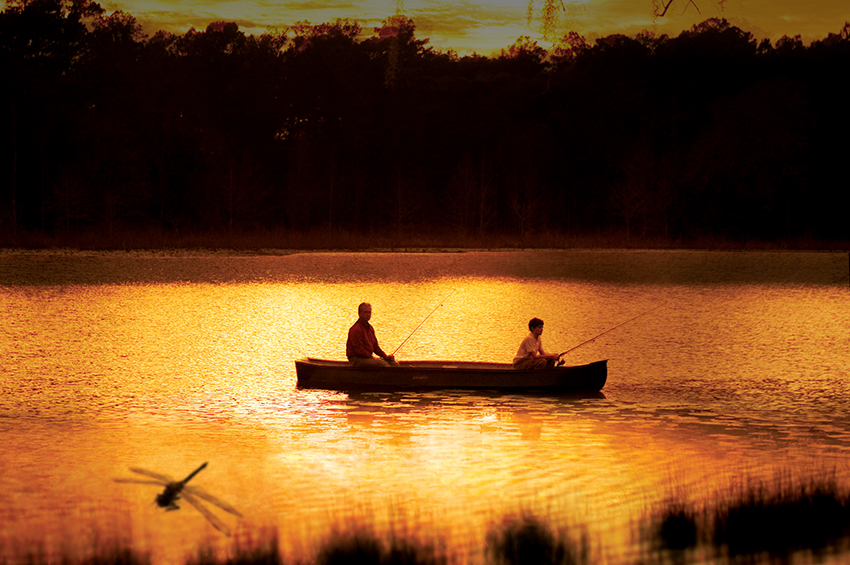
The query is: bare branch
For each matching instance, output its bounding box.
[657,0,675,17]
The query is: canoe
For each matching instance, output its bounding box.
[295,358,607,392]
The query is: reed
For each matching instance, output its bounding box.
[711,474,850,559]
[639,472,850,563]
[314,528,445,565]
[485,514,588,565]
[78,547,152,565]
[187,535,283,565]
[654,504,699,552]
[7,473,850,565]
[6,544,150,565]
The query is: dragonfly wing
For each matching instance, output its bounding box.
[184,486,244,518]
[114,478,167,485]
[182,492,231,536]
[129,468,174,483]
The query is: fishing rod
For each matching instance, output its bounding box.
[392,290,455,356]
[558,304,663,360]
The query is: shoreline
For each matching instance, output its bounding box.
[1,229,848,256]
[2,247,850,258]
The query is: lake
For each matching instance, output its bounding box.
[1,249,849,564]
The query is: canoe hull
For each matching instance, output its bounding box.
[295,358,607,392]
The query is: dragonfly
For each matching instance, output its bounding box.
[114,462,243,536]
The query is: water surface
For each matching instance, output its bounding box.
[1,250,848,564]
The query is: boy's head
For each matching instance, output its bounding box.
[528,317,544,331]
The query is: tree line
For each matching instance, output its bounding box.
[2,0,849,244]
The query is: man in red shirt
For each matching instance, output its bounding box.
[346,302,398,366]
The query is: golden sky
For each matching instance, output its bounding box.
[103,0,849,55]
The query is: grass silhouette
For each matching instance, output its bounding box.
[485,514,588,565]
[8,472,850,564]
[314,527,445,565]
[712,475,850,559]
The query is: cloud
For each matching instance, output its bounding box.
[104,0,850,51]
[407,0,529,51]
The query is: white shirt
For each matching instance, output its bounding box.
[513,332,542,364]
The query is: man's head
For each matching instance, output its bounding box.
[358,302,373,322]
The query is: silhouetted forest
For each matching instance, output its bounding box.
[2,0,849,246]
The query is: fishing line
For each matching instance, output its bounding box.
[558,304,663,360]
[391,290,456,356]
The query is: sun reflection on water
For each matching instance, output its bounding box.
[1,251,849,563]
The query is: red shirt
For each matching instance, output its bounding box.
[346,320,385,360]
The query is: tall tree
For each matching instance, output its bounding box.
[0,0,105,232]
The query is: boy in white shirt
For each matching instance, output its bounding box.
[513,317,559,370]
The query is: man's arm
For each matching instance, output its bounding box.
[373,341,393,361]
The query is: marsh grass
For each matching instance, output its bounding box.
[314,527,446,565]
[638,472,850,563]
[188,534,283,565]
[8,474,850,564]
[656,505,699,552]
[6,544,150,565]
[485,514,588,565]
[711,475,850,560]
[74,547,151,565]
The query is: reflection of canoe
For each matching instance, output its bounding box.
[295,358,607,392]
